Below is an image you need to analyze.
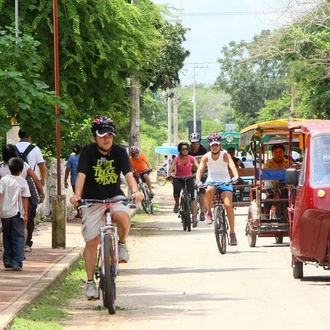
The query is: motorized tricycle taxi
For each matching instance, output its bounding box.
[285,120,330,278]
[239,119,299,248]
[240,119,330,279]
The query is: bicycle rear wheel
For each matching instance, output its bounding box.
[214,207,227,254]
[103,234,117,314]
[141,186,153,214]
[156,174,167,186]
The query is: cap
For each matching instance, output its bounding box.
[96,127,116,137]
[210,141,221,146]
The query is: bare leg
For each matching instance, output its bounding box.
[222,191,235,233]
[113,211,131,244]
[205,186,215,212]
[84,235,100,280]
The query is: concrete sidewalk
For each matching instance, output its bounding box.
[0,218,85,330]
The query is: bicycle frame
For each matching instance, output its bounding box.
[135,169,153,214]
[80,197,135,314]
[172,176,194,231]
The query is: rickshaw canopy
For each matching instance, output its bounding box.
[239,119,304,148]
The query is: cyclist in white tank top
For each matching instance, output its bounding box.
[195,133,239,246]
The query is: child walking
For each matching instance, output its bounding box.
[0,157,30,271]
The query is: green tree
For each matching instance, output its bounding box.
[248,3,330,119]
[0,0,189,155]
[0,28,67,139]
[215,35,289,129]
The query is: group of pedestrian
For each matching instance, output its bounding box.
[0,130,46,270]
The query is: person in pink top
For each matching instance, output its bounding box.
[167,142,199,225]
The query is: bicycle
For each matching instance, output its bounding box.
[156,167,167,186]
[79,196,136,314]
[203,182,232,254]
[172,175,195,231]
[134,169,154,214]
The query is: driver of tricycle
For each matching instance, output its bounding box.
[262,144,290,215]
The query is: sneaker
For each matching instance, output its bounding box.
[230,232,238,246]
[173,204,179,213]
[192,216,198,228]
[118,242,129,263]
[13,266,22,271]
[4,263,12,269]
[206,211,213,225]
[86,281,98,300]
[199,212,205,221]
[24,245,32,252]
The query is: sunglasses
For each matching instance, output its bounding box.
[210,144,220,147]
[181,148,189,151]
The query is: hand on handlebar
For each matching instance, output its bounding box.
[132,190,144,203]
[231,176,239,184]
[70,195,81,207]
[195,180,203,188]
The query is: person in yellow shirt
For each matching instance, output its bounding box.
[129,146,154,198]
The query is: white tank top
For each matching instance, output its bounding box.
[206,150,231,182]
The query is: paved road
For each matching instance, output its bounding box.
[63,183,330,330]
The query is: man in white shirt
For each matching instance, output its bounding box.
[16,130,47,252]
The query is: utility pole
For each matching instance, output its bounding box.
[129,0,140,148]
[192,65,207,132]
[173,90,178,145]
[129,76,140,148]
[167,91,172,146]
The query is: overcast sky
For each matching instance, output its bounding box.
[151,0,316,85]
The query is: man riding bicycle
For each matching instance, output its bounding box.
[196,133,239,245]
[129,146,154,198]
[188,132,208,221]
[70,116,144,301]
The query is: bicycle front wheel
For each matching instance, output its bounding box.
[181,195,191,232]
[103,234,117,314]
[214,207,227,254]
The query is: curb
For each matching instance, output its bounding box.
[0,247,83,330]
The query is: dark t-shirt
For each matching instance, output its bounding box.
[78,143,132,199]
[188,144,208,157]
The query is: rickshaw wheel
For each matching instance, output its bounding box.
[293,261,303,279]
[247,231,257,247]
[275,236,283,244]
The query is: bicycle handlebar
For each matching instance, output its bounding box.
[79,196,136,209]
[169,175,195,180]
[199,179,235,189]
[135,169,152,176]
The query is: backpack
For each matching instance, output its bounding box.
[19,144,41,205]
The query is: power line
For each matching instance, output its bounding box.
[180,11,281,16]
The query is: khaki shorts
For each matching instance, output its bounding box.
[81,200,130,243]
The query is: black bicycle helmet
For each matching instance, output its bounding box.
[207,132,222,144]
[91,116,116,137]
[189,132,201,143]
[178,141,189,153]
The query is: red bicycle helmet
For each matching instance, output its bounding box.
[91,116,116,137]
[207,132,222,144]
[130,146,140,157]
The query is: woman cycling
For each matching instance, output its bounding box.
[167,142,199,227]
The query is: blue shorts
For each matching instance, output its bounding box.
[205,181,233,193]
